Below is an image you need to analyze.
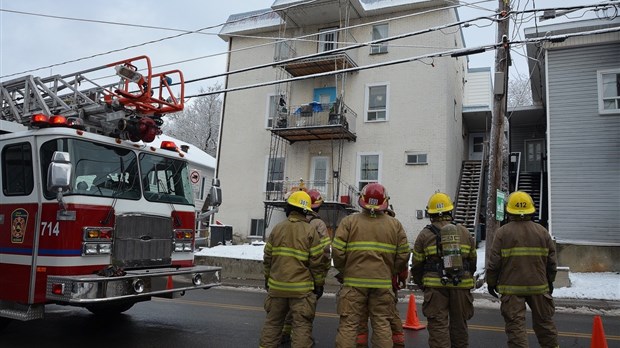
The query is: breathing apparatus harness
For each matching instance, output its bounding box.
[425,222,466,286]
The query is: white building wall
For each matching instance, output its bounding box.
[217,6,467,242]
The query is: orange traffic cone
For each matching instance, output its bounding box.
[590,315,608,348]
[166,275,174,290]
[402,293,426,330]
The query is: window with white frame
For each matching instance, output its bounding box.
[318,28,338,53]
[265,157,285,192]
[370,23,388,54]
[598,69,620,114]
[365,84,388,122]
[405,152,428,165]
[266,94,286,128]
[357,153,380,191]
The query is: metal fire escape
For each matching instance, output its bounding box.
[263,0,359,234]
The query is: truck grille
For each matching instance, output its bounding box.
[113,214,173,269]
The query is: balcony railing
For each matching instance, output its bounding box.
[265,179,359,207]
[271,101,357,143]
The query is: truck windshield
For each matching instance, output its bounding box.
[140,153,193,205]
[41,138,193,205]
[41,138,140,199]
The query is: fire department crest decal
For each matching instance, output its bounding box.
[11,208,28,244]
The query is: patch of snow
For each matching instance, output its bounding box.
[195,242,620,301]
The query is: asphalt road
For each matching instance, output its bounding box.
[1,286,619,347]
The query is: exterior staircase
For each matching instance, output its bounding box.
[516,172,542,216]
[453,161,483,237]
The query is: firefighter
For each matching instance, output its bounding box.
[486,191,558,348]
[355,204,408,348]
[411,192,477,348]
[259,191,327,348]
[280,189,331,346]
[332,183,410,347]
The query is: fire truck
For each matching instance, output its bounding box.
[0,55,222,329]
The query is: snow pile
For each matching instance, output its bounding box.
[195,242,620,300]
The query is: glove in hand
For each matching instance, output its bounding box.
[488,285,499,298]
[548,281,554,295]
[313,286,324,299]
[264,279,269,291]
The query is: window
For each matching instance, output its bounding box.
[370,24,388,54]
[598,69,620,114]
[266,94,287,128]
[250,218,265,237]
[274,40,292,61]
[266,157,285,192]
[140,153,193,205]
[365,83,388,121]
[2,142,34,196]
[405,153,428,165]
[357,153,381,191]
[318,28,338,53]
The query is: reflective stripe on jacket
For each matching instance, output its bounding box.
[486,219,557,296]
[332,211,410,289]
[264,211,327,297]
[411,221,477,289]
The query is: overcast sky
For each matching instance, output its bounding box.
[0,0,606,97]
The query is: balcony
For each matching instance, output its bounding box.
[275,29,358,77]
[264,179,359,209]
[270,101,356,143]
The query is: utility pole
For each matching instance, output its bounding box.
[485,0,510,268]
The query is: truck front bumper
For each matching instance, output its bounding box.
[46,265,221,304]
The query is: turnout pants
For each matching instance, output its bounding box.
[259,292,317,348]
[356,291,404,347]
[500,294,558,348]
[336,286,395,348]
[422,287,474,348]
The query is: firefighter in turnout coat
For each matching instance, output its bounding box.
[280,189,332,345]
[259,191,328,348]
[487,191,558,348]
[332,183,410,347]
[411,192,477,348]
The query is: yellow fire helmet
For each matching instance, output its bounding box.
[287,191,313,212]
[506,191,535,215]
[426,192,454,214]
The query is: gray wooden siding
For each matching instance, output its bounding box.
[547,43,620,245]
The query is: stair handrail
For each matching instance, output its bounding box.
[472,142,488,236]
[511,152,522,191]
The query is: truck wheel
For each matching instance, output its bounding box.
[85,301,135,316]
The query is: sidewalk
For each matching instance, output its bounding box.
[220,278,620,314]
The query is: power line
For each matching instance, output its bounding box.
[185,26,620,98]
[0,0,322,79]
[183,2,615,86]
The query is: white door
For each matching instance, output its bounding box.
[310,156,329,195]
[469,133,485,160]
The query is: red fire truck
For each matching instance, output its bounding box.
[0,56,222,329]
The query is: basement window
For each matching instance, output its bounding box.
[405,153,428,165]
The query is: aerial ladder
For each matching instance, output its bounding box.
[1,55,184,142]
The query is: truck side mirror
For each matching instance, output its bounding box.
[47,151,71,193]
[207,178,222,208]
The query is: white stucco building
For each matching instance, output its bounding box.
[216,0,483,242]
